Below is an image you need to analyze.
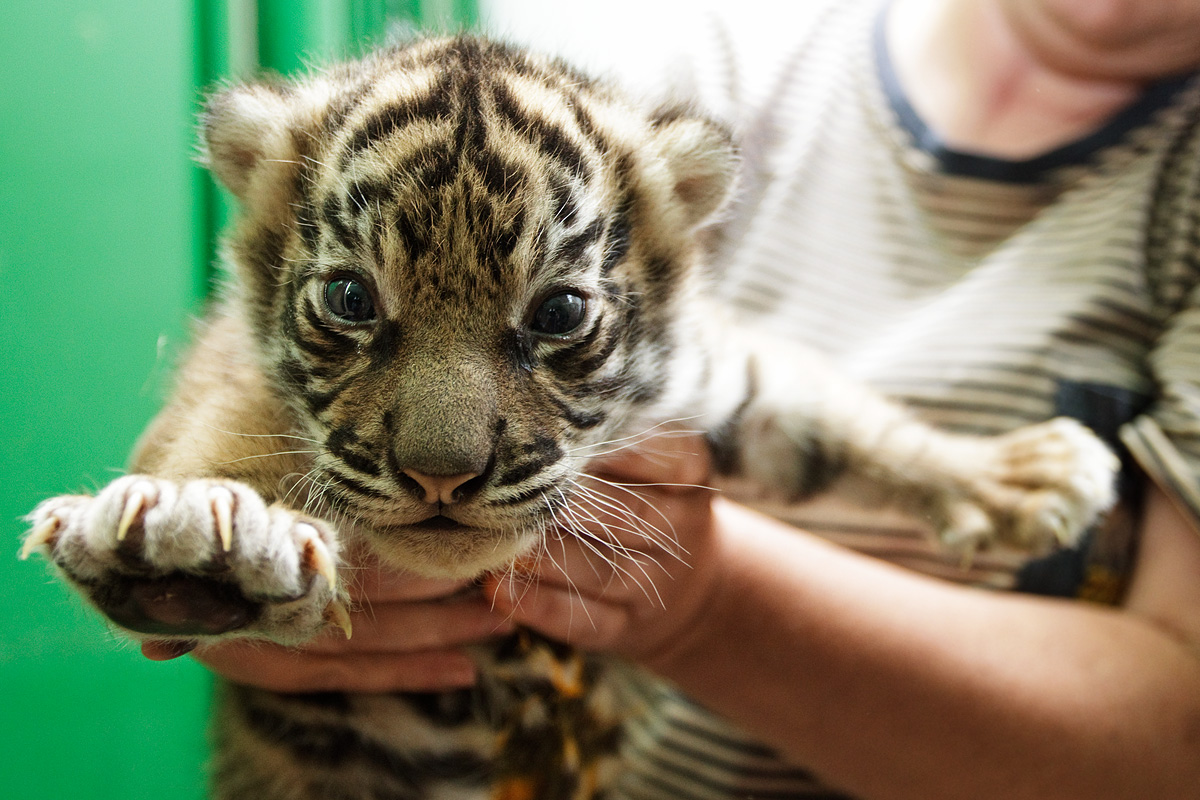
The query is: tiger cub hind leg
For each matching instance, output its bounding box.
[706,339,1120,557]
[927,417,1119,554]
[23,475,347,645]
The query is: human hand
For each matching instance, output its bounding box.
[485,433,724,669]
[142,556,515,692]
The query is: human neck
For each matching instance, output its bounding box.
[886,0,1143,159]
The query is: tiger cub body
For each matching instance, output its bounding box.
[25,37,1117,799]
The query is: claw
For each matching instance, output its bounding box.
[21,517,59,560]
[300,527,338,590]
[116,492,146,542]
[326,600,353,640]
[212,492,234,552]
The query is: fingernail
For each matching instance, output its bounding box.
[142,639,197,661]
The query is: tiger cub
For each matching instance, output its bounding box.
[24,36,1116,800]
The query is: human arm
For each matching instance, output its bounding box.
[488,442,1200,800]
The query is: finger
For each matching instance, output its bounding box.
[530,532,675,605]
[486,574,629,650]
[193,640,479,693]
[345,565,471,604]
[302,598,515,654]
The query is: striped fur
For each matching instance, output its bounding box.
[25,36,1118,800]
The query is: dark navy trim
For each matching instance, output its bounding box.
[873,4,1198,184]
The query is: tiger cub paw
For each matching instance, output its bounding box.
[23,476,347,645]
[936,418,1120,555]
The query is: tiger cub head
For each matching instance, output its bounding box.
[202,37,735,577]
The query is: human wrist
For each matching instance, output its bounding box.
[634,499,777,681]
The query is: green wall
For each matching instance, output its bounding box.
[0,2,212,798]
[0,2,475,798]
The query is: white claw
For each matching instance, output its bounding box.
[327,600,353,640]
[300,526,338,590]
[116,492,146,542]
[212,492,234,552]
[21,517,59,560]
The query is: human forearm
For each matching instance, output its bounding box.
[650,499,1200,800]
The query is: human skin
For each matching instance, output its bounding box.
[487,442,1200,799]
[155,0,1200,796]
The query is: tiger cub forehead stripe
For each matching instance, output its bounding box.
[337,69,455,166]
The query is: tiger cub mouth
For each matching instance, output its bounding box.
[409,514,470,532]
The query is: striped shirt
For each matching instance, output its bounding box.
[614,1,1200,796]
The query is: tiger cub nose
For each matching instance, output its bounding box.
[401,470,482,505]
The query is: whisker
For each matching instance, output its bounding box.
[198,421,322,446]
[566,416,705,458]
[568,476,688,559]
[214,449,319,467]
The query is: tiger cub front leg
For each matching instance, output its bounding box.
[706,335,1120,555]
[23,476,346,645]
[23,476,347,644]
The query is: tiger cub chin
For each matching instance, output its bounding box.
[24,36,1117,799]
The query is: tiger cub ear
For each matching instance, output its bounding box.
[201,82,303,200]
[651,108,738,228]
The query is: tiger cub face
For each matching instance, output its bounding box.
[203,38,735,577]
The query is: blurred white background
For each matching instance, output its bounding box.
[477,0,826,99]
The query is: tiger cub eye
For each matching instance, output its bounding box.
[325,278,375,322]
[531,292,586,336]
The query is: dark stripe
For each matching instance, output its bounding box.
[503,328,538,373]
[395,202,434,261]
[406,144,459,194]
[345,178,394,219]
[276,357,310,393]
[380,410,409,486]
[324,467,389,500]
[599,204,632,275]
[472,150,526,199]
[553,216,605,265]
[402,688,480,727]
[341,79,455,165]
[296,200,321,252]
[495,436,564,488]
[327,425,381,478]
[368,318,404,368]
[241,703,491,786]
[544,320,610,379]
[642,254,680,302]
[546,392,606,430]
[789,425,850,501]
[633,754,825,800]
[493,206,525,265]
[489,480,554,507]
[568,95,611,157]
[551,178,580,227]
[300,298,358,356]
[303,374,359,415]
[646,725,817,784]
[707,354,760,476]
[320,194,359,251]
[492,82,590,181]
[276,691,352,712]
[625,376,665,407]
